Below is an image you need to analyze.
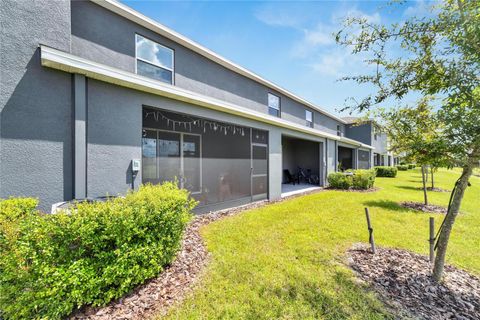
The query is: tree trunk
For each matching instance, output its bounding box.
[431,167,435,189]
[432,162,474,282]
[421,165,428,205]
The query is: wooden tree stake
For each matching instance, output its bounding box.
[429,217,435,264]
[365,208,376,254]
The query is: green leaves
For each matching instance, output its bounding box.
[0,182,195,319]
[327,169,376,190]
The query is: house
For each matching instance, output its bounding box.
[342,117,398,167]
[1,0,380,213]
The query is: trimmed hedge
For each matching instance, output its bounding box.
[327,172,353,189]
[352,169,376,189]
[408,164,416,169]
[0,183,196,320]
[374,166,398,177]
[327,169,376,190]
[396,165,409,171]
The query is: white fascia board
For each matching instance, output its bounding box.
[40,46,373,149]
[90,0,348,125]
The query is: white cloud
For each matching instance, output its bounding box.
[311,52,346,77]
[255,3,383,78]
[403,0,435,18]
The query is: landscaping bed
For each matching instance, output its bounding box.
[70,201,267,319]
[401,201,448,214]
[348,244,480,320]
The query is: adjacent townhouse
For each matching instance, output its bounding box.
[342,117,397,167]
[1,0,387,213]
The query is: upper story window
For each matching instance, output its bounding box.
[136,34,174,84]
[268,93,280,117]
[305,110,313,128]
[337,125,342,137]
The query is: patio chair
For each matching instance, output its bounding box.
[283,169,299,185]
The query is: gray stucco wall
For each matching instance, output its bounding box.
[345,122,372,146]
[70,0,343,137]
[0,0,72,211]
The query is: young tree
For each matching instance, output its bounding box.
[336,0,480,281]
[378,98,451,205]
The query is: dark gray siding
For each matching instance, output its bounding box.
[70,0,343,136]
[0,0,72,211]
[345,122,373,145]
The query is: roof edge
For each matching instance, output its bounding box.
[40,46,372,149]
[89,0,347,124]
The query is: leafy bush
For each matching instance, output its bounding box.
[0,183,196,320]
[396,165,409,171]
[352,169,376,189]
[0,197,38,250]
[328,169,376,190]
[408,164,416,169]
[327,172,353,189]
[374,166,398,177]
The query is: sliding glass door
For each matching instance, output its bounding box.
[142,129,201,193]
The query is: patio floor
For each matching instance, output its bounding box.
[281,183,322,198]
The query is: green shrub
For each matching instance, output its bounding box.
[374,166,398,177]
[0,183,196,320]
[328,169,376,190]
[352,169,376,189]
[327,172,353,189]
[408,164,416,169]
[396,165,408,171]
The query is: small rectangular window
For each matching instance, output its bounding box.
[305,110,313,128]
[268,93,280,117]
[136,34,174,84]
[337,125,342,136]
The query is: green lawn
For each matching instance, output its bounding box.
[166,168,480,319]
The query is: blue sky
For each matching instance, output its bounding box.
[123,0,431,116]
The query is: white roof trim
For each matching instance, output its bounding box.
[90,0,348,124]
[40,46,373,149]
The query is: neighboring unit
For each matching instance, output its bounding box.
[1,0,381,212]
[342,117,398,167]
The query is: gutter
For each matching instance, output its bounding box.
[40,46,373,149]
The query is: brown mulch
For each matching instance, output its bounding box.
[348,244,480,320]
[70,200,267,320]
[416,187,450,193]
[326,187,380,193]
[401,201,448,214]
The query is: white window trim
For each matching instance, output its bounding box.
[135,34,174,83]
[305,110,313,126]
[267,93,280,110]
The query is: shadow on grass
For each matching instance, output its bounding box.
[363,200,412,212]
[395,185,421,191]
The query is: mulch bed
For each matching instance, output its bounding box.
[325,187,380,193]
[401,201,448,214]
[416,187,450,193]
[70,200,267,320]
[348,244,480,320]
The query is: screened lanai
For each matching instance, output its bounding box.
[142,107,268,211]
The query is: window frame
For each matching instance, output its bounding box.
[135,33,175,85]
[305,109,313,128]
[337,124,342,137]
[267,93,281,118]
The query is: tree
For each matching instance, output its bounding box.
[336,0,480,282]
[378,97,452,205]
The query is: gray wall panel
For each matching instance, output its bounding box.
[0,0,72,211]
[70,1,344,136]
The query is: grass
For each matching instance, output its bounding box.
[165,168,480,319]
